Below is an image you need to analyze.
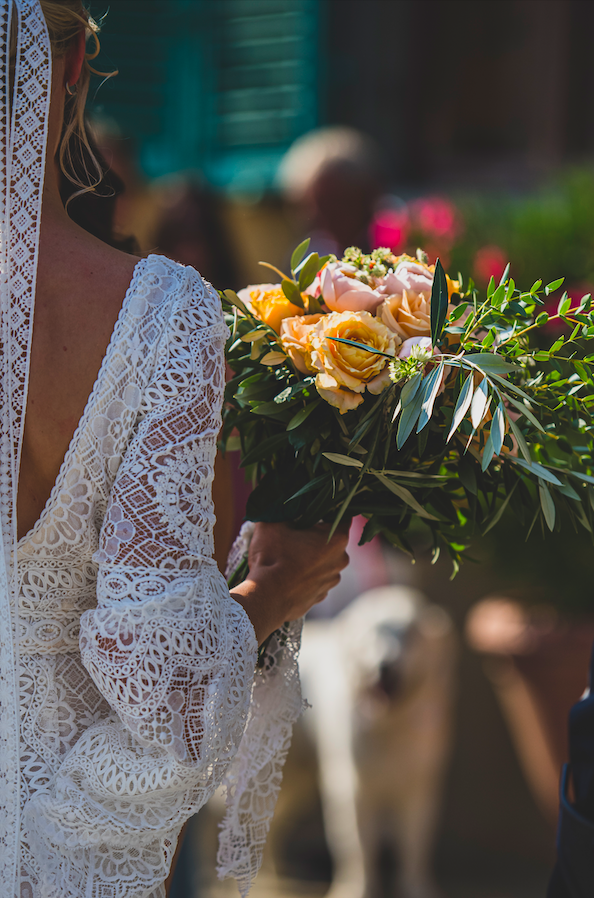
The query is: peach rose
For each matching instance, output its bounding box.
[310,310,396,414]
[279,314,324,374]
[379,290,432,340]
[320,262,383,314]
[238,283,305,333]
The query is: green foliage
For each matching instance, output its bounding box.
[220,244,594,575]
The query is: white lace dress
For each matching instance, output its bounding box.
[12,255,303,898]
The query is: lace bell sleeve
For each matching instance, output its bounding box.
[79,287,258,769]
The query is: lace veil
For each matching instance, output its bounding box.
[0,0,51,889]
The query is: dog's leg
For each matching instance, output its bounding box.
[304,629,367,898]
[391,782,444,898]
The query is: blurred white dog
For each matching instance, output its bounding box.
[298,586,457,898]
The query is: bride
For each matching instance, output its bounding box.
[2,2,349,896]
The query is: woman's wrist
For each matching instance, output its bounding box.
[230,571,281,644]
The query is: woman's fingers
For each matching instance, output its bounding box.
[232,520,352,641]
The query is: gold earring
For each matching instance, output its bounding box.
[65,83,76,96]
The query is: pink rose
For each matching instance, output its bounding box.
[398,336,450,395]
[320,262,382,314]
[378,260,434,297]
[397,336,434,359]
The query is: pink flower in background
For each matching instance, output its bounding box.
[369,208,409,252]
[473,245,507,285]
[410,196,462,243]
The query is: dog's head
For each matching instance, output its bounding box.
[337,587,452,708]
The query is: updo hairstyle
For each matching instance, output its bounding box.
[38,0,111,202]
[34,1,136,251]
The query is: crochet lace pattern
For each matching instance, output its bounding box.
[11,256,302,897]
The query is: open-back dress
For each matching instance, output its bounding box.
[12,255,302,898]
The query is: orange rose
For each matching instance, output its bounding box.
[310,310,396,413]
[237,283,305,333]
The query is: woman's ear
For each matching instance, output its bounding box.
[64,27,86,89]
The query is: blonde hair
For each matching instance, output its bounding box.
[38,0,116,203]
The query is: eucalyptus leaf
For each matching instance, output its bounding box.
[507,415,531,463]
[430,258,449,346]
[565,470,594,486]
[222,288,251,316]
[329,478,361,539]
[285,472,329,503]
[291,238,311,272]
[417,362,445,433]
[539,481,556,530]
[401,372,423,406]
[287,399,321,431]
[281,279,305,308]
[373,473,438,520]
[448,303,469,323]
[397,376,427,449]
[499,262,511,286]
[260,351,287,365]
[545,277,564,295]
[490,402,505,456]
[512,457,562,486]
[322,452,364,468]
[555,480,581,501]
[481,433,495,472]
[447,372,474,442]
[483,481,518,535]
[471,377,489,429]
[298,253,322,291]
[240,328,270,342]
[463,353,520,374]
[375,470,448,480]
[505,394,546,433]
[557,292,571,315]
[326,335,395,360]
[251,400,293,416]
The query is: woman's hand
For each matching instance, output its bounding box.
[229,521,350,643]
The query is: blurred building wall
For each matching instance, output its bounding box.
[91,0,594,195]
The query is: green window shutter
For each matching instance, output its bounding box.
[209,0,320,190]
[89,0,320,189]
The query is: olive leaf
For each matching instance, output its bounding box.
[430,258,449,346]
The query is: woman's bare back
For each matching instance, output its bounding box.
[17,210,140,540]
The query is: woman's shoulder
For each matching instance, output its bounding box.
[137,254,225,330]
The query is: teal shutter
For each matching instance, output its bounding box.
[90,0,320,189]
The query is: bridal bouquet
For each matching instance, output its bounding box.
[220,242,594,577]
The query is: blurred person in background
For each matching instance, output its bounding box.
[277,125,384,258]
[548,659,594,895]
[153,174,240,293]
